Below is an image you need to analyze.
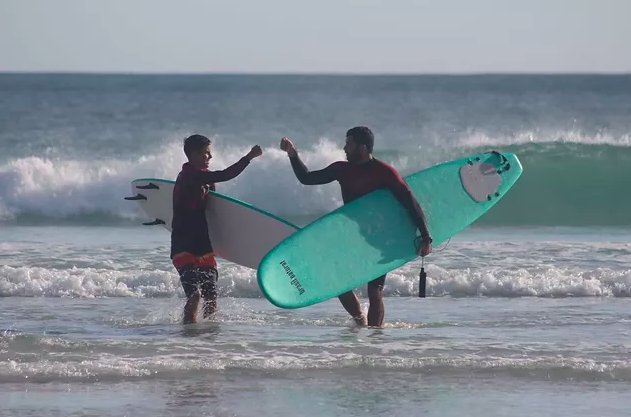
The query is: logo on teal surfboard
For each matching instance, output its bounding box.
[280,260,305,295]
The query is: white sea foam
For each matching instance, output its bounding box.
[1,263,630,299]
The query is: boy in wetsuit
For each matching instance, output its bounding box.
[279,126,432,327]
[171,134,263,324]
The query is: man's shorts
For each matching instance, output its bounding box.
[177,264,218,299]
[368,274,386,290]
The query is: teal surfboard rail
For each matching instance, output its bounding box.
[257,151,523,309]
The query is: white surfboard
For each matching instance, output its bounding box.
[125,178,300,270]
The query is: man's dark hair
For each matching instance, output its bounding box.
[346,126,374,153]
[183,134,211,158]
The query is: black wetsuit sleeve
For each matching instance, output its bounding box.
[289,154,339,185]
[386,170,431,238]
[195,156,251,184]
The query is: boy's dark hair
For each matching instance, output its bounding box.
[346,126,374,153]
[183,134,211,159]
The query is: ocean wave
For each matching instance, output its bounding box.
[1,354,629,383]
[1,134,631,226]
[2,264,630,299]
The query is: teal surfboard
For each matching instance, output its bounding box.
[257,151,523,308]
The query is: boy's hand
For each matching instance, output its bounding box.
[280,137,297,157]
[247,145,263,160]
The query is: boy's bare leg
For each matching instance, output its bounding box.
[202,296,217,318]
[183,292,201,324]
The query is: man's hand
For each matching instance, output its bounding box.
[416,237,432,257]
[280,137,297,157]
[247,145,263,161]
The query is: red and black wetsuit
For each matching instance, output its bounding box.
[288,155,431,287]
[289,155,430,235]
[170,157,251,278]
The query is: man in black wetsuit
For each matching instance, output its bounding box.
[280,126,432,327]
[171,134,263,324]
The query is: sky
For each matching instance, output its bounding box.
[1,0,630,74]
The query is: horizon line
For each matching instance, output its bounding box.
[1,70,630,77]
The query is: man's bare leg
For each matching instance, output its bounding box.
[367,284,384,327]
[338,290,366,325]
[183,292,201,324]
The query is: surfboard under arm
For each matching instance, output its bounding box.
[124,178,300,270]
[257,151,523,309]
